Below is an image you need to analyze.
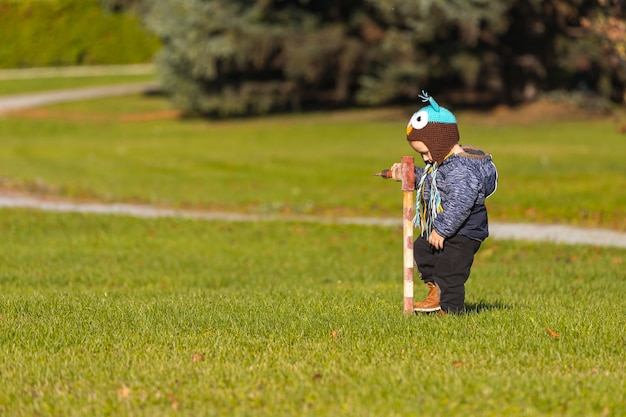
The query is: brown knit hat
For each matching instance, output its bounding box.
[406,93,459,165]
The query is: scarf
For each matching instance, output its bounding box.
[413,162,443,238]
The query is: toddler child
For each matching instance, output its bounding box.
[390,92,498,314]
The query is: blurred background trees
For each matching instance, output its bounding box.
[3,0,626,117]
[122,0,626,117]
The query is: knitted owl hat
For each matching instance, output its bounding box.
[406,91,459,165]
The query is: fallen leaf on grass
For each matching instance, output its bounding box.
[192,353,205,362]
[331,330,339,339]
[545,327,560,340]
[117,385,131,399]
[452,361,463,367]
[524,207,537,216]
[167,393,179,410]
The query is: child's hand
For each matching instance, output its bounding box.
[428,229,445,250]
[390,163,402,181]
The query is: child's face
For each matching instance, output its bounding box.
[409,141,433,163]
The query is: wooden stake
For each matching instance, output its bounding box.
[401,156,415,314]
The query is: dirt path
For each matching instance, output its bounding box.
[0,64,154,80]
[2,193,626,248]
[0,82,158,115]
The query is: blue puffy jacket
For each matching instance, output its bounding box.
[415,145,498,241]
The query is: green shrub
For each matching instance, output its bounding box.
[0,0,160,68]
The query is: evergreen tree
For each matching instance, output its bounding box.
[135,0,622,117]
[142,0,370,116]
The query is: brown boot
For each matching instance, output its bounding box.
[413,281,441,312]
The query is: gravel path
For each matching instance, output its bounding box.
[0,82,158,115]
[0,64,154,80]
[2,193,625,248]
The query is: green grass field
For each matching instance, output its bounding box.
[1,90,625,230]
[0,77,625,415]
[0,210,624,416]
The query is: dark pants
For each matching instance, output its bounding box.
[413,234,481,314]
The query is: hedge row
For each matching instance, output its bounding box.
[0,0,160,68]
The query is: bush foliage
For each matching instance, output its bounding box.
[132,0,626,117]
[0,0,160,68]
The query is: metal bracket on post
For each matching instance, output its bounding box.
[401,156,415,314]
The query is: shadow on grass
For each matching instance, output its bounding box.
[465,300,513,314]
